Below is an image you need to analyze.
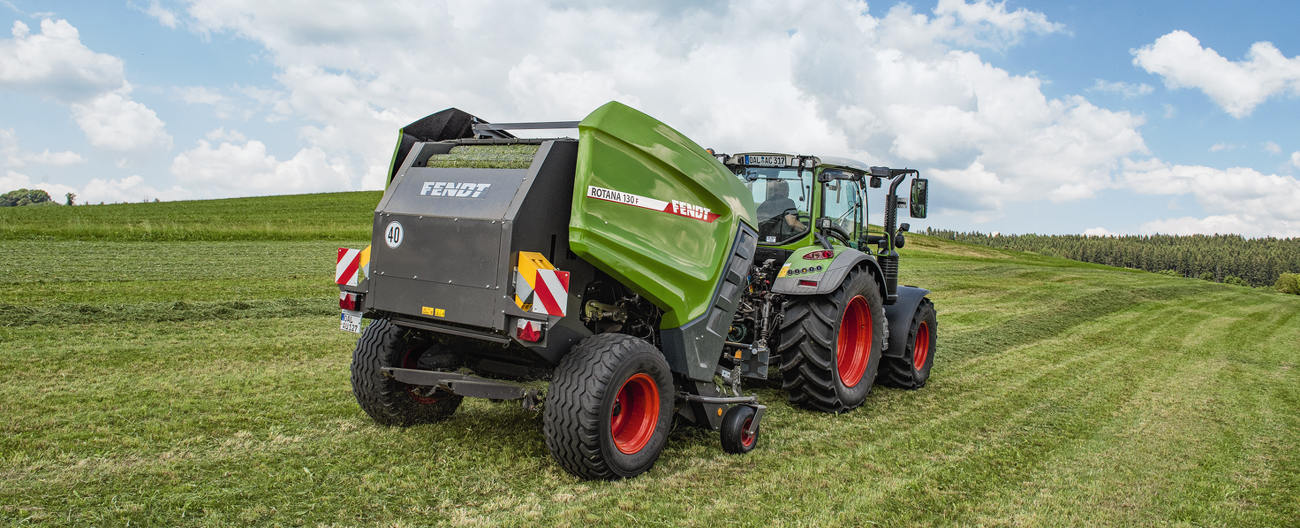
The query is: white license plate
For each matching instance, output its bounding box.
[744,155,787,167]
[340,310,363,333]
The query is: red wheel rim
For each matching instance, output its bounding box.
[402,345,443,404]
[913,321,931,371]
[611,373,660,455]
[741,418,755,448]
[836,295,871,387]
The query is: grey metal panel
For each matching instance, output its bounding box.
[372,213,502,287]
[882,286,931,359]
[383,167,529,218]
[369,274,499,329]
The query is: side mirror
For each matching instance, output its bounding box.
[909,178,928,218]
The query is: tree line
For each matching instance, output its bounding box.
[1,189,75,207]
[925,228,1300,289]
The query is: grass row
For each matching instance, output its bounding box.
[2,233,1298,526]
[0,192,381,241]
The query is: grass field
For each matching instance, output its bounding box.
[2,195,1298,526]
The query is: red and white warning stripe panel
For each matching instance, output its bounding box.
[335,246,371,286]
[513,251,570,317]
[586,185,719,222]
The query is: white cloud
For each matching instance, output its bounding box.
[0,18,172,162]
[1138,215,1278,238]
[176,85,239,118]
[1083,227,1120,237]
[140,1,180,29]
[1264,141,1281,155]
[1163,104,1177,118]
[0,169,79,202]
[70,85,173,164]
[0,19,124,102]
[1120,157,1300,236]
[1291,151,1300,169]
[81,174,192,204]
[1133,30,1300,118]
[171,130,352,197]
[1209,143,1238,153]
[157,0,1135,215]
[0,128,86,167]
[1090,79,1154,98]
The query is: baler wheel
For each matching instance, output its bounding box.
[350,319,462,426]
[720,405,759,454]
[778,267,885,413]
[878,298,937,389]
[544,333,673,480]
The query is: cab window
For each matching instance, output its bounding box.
[822,177,864,247]
[735,167,813,244]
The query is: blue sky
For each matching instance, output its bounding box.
[2,0,1298,237]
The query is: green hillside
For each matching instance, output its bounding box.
[1,194,1297,526]
[0,191,381,241]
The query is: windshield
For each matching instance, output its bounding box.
[734,166,813,244]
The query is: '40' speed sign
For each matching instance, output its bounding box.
[384,221,403,249]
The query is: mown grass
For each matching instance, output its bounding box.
[2,203,1298,526]
[0,192,381,241]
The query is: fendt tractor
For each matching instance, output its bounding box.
[333,102,937,480]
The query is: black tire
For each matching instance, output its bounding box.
[720,405,759,454]
[778,267,885,413]
[351,318,462,426]
[543,333,674,480]
[878,298,937,389]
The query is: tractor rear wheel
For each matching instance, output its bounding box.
[544,333,674,480]
[878,298,937,389]
[778,267,885,413]
[351,318,462,426]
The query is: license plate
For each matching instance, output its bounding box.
[744,155,787,167]
[340,310,363,333]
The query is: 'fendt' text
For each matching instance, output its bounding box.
[421,182,491,198]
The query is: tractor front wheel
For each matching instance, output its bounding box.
[778,267,885,413]
[878,298,937,389]
[351,318,462,426]
[544,333,674,480]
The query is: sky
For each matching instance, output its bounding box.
[1,0,1298,238]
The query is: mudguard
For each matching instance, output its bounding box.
[881,285,932,359]
[770,246,886,301]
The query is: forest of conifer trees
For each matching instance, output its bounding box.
[924,229,1300,288]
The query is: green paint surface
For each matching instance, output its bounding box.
[568,102,756,328]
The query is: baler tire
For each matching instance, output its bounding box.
[543,333,674,480]
[350,318,462,426]
[778,267,885,413]
[878,298,937,389]
[720,405,759,454]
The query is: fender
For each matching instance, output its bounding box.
[881,285,931,359]
[771,246,886,301]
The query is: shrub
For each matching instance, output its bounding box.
[1199,271,1215,282]
[1275,273,1300,295]
[0,188,54,207]
[1224,275,1249,287]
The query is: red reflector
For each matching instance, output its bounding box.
[516,319,544,342]
[798,280,818,287]
[805,250,834,260]
[339,292,360,311]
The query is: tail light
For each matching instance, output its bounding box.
[339,291,361,311]
[798,280,818,287]
[804,250,834,260]
[516,319,544,342]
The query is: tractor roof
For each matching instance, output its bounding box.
[725,152,872,174]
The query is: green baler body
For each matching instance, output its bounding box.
[569,102,757,328]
